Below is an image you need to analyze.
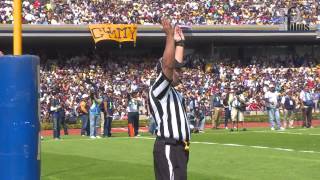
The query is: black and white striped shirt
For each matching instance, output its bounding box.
[148,72,190,142]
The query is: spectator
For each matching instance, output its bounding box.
[300,85,314,128]
[127,91,142,137]
[222,86,232,129]
[79,94,89,136]
[59,97,69,135]
[210,91,223,129]
[103,90,115,137]
[281,90,296,129]
[230,86,247,131]
[50,91,61,140]
[264,84,284,131]
[88,91,102,139]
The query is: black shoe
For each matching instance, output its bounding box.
[242,128,247,131]
[230,128,234,132]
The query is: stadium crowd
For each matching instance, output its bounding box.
[39,52,320,133]
[0,0,319,25]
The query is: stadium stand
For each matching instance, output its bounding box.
[39,52,320,122]
[1,1,319,126]
[0,0,319,25]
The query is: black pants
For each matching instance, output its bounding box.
[104,116,113,137]
[302,107,313,128]
[224,108,231,127]
[128,112,139,136]
[154,138,189,180]
[86,116,90,136]
[60,115,68,135]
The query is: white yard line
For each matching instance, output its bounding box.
[309,134,320,136]
[251,130,320,136]
[276,132,303,135]
[299,150,317,153]
[222,143,245,147]
[191,142,218,145]
[251,130,303,135]
[273,148,294,152]
[250,146,270,149]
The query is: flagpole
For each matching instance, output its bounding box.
[13,0,22,55]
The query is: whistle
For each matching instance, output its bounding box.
[184,141,190,151]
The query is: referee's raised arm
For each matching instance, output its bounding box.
[161,19,175,81]
[150,19,175,100]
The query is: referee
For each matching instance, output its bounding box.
[149,19,190,180]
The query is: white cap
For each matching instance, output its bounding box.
[82,94,89,99]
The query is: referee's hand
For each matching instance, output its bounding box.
[161,18,174,36]
[174,26,185,42]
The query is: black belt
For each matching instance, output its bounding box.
[156,137,190,151]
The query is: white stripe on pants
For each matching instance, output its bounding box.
[165,145,174,180]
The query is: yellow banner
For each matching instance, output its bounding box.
[89,24,137,44]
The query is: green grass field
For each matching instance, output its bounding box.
[41,128,320,180]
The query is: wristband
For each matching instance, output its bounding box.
[175,40,185,47]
